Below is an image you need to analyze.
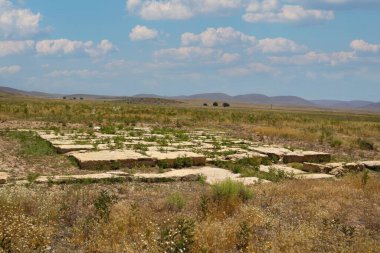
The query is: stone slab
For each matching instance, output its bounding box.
[146,150,206,166]
[225,152,267,161]
[259,165,306,175]
[283,151,331,164]
[36,172,130,183]
[0,172,8,184]
[361,161,380,171]
[303,163,325,173]
[135,166,269,185]
[295,173,335,180]
[250,147,292,160]
[54,144,94,154]
[69,150,155,170]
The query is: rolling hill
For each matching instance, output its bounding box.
[1,86,379,110]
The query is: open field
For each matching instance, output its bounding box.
[1,96,380,252]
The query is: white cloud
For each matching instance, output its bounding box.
[0,64,21,74]
[292,0,380,9]
[243,2,334,23]
[0,40,34,56]
[47,69,103,78]
[0,0,42,38]
[350,40,380,53]
[221,62,274,76]
[140,1,193,20]
[181,27,256,47]
[129,0,242,20]
[256,37,306,53]
[193,0,241,13]
[126,0,141,10]
[129,25,158,41]
[269,51,356,65]
[219,53,240,64]
[35,39,115,57]
[85,40,116,58]
[154,46,219,61]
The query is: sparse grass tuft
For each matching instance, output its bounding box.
[165,192,186,211]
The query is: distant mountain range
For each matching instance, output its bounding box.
[1,86,380,111]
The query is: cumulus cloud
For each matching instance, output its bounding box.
[269,51,356,65]
[293,0,380,9]
[0,0,42,38]
[127,0,241,20]
[154,46,220,61]
[126,0,141,10]
[129,25,158,41]
[180,27,305,56]
[46,69,103,78]
[140,1,193,20]
[243,0,334,23]
[221,63,274,76]
[35,39,115,57]
[219,53,240,64]
[350,40,380,53]
[125,0,377,21]
[0,40,34,56]
[256,37,307,53]
[0,64,21,74]
[181,27,256,47]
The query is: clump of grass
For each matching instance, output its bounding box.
[27,172,40,183]
[100,125,117,135]
[158,159,169,169]
[93,190,117,221]
[173,156,193,169]
[212,179,253,204]
[5,131,55,156]
[290,163,304,171]
[357,138,375,150]
[330,138,343,148]
[165,192,186,211]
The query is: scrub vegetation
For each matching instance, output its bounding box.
[0,96,380,252]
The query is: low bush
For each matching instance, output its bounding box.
[212,179,253,204]
[165,192,186,211]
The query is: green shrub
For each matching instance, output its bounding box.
[165,192,186,211]
[212,179,253,203]
[158,159,169,169]
[330,138,343,148]
[173,156,193,169]
[236,221,250,252]
[159,218,195,253]
[27,172,40,183]
[93,190,116,221]
[357,138,375,150]
[100,125,117,134]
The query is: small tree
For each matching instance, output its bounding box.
[223,102,230,107]
[203,103,208,106]
[213,102,218,107]
[63,96,66,100]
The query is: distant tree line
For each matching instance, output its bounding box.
[63,97,84,100]
[203,102,230,107]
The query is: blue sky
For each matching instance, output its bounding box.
[0,0,380,101]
